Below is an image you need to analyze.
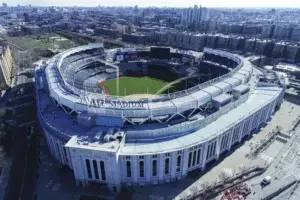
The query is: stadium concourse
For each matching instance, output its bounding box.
[35,43,286,192]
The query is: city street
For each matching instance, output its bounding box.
[4,62,37,200]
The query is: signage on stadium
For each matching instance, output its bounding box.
[81,96,146,108]
[117,48,136,53]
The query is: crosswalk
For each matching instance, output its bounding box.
[281,164,300,179]
[279,153,300,179]
[284,142,300,163]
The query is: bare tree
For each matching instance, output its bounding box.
[277,126,283,133]
[201,181,210,191]
[0,123,6,130]
[239,164,247,174]
[218,171,228,184]
[0,131,6,144]
[0,109,6,118]
[0,145,5,168]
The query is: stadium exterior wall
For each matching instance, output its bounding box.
[66,93,276,191]
[35,45,284,192]
[36,79,282,191]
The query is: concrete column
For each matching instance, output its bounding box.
[260,106,268,124]
[248,114,255,134]
[132,156,138,183]
[72,155,86,184]
[89,159,95,180]
[256,109,263,129]
[216,136,221,160]
[110,155,122,190]
[213,141,217,158]
[158,154,165,182]
[51,137,60,161]
[201,142,208,171]
[59,141,66,164]
[145,155,151,182]
[98,158,102,181]
[266,101,274,121]
[271,100,277,115]
[66,146,73,169]
[182,149,190,176]
[196,148,201,166]
[243,118,250,137]
[238,122,245,143]
[252,112,259,132]
[171,152,177,180]
[228,129,234,151]
[226,133,230,149]
[45,131,55,157]
[192,150,197,167]
[208,143,212,160]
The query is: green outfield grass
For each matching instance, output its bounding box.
[102,76,169,96]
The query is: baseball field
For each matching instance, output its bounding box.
[102,76,170,96]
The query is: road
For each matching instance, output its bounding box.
[4,63,37,200]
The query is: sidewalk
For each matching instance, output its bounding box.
[0,157,12,200]
[131,99,300,200]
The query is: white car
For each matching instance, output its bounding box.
[261,176,272,186]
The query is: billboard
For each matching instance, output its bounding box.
[116,54,124,62]
[150,47,171,60]
[115,48,137,62]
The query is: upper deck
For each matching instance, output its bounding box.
[44,45,254,119]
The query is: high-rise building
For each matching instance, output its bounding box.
[181,5,210,25]
[2,3,7,8]
[272,25,292,40]
[0,46,13,86]
[291,28,300,41]
[261,25,275,38]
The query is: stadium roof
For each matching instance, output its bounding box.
[212,93,232,104]
[119,86,281,155]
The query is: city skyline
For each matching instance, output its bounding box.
[4,0,300,8]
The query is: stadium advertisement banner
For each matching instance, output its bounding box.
[119,48,136,53]
[115,48,137,62]
[116,54,124,62]
[81,96,147,108]
[182,55,193,63]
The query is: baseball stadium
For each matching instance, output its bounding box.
[35,43,286,192]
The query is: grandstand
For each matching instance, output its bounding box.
[36,44,285,192]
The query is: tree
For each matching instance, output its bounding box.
[0,145,5,168]
[201,181,210,191]
[219,171,228,184]
[239,165,247,174]
[277,126,283,133]
[0,123,6,130]
[0,110,6,118]
[0,82,6,90]
[0,131,6,144]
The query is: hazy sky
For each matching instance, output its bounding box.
[5,0,300,8]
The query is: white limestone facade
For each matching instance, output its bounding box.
[35,44,285,192]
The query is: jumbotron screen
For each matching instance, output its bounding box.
[115,48,137,62]
[150,47,171,60]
